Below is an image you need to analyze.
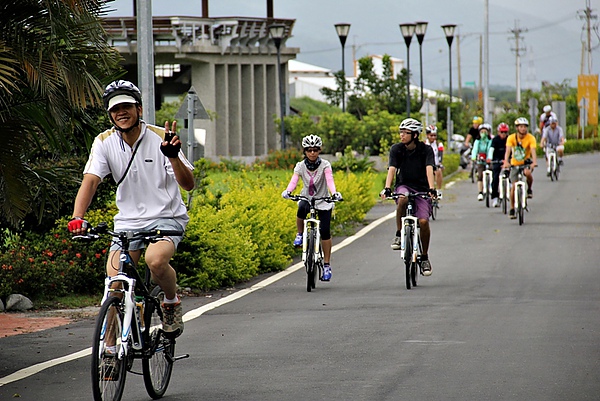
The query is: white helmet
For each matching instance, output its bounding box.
[543,105,552,113]
[426,124,437,134]
[478,123,492,132]
[514,117,529,126]
[301,135,323,149]
[399,118,422,133]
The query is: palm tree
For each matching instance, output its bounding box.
[0,0,123,228]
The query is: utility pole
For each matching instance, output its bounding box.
[483,0,490,123]
[509,20,527,104]
[456,34,462,101]
[578,0,597,74]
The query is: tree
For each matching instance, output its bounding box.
[0,0,123,228]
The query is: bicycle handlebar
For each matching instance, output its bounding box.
[73,222,183,243]
[288,195,342,203]
[384,191,432,201]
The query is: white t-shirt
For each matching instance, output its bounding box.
[539,111,558,128]
[83,121,194,230]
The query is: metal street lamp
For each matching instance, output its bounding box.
[269,24,287,149]
[415,21,428,107]
[441,24,457,148]
[399,23,416,117]
[334,23,351,112]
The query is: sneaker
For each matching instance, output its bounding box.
[391,236,401,250]
[293,233,303,247]
[509,209,516,219]
[527,189,533,199]
[421,259,432,276]
[559,159,564,165]
[321,264,332,281]
[492,198,499,208]
[102,351,119,381]
[161,301,184,338]
[547,171,551,177]
[477,192,484,201]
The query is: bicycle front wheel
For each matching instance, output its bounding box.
[516,186,525,225]
[554,163,560,181]
[306,230,317,292]
[91,296,127,401]
[404,226,413,290]
[142,287,175,399]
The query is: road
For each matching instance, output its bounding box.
[1,152,599,400]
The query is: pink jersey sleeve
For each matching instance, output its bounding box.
[286,173,300,193]
[325,167,336,193]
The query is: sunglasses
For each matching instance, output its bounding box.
[305,148,320,153]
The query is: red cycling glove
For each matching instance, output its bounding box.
[68,217,88,233]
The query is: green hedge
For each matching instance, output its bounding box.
[0,170,377,299]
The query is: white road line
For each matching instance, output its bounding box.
[0,209,396,387]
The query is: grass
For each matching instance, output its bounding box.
[34,294,100,310]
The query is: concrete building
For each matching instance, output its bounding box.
[102,15,299,160]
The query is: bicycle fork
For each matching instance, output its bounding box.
[483,170,493,194]
[400,216,419,263]
[515,180,528,210]
[302,218,321,263]
[100,274,144,360]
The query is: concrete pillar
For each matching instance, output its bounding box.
[228,64,241,156]
[254,64,267,155]
[241,64,255,156]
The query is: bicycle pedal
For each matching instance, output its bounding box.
[173,353,190,362]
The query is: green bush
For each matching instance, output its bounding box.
[331,146,375,173]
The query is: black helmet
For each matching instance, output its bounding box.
[102,80,142,111]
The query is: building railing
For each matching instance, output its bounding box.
[102,16,295,54]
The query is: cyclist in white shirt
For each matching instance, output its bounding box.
[538,104,558,133]
[68,80,195,338]
[540,116,565,167]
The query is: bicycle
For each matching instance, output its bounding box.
[498,168,510,215]
[386,192,431,290]
[288,195,340,292]
[74,222,189,401]
[481,161,493,208]
[546,145,560,181]
[512,159,533,226]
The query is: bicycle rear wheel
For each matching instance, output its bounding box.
[404,226,413,290]
[142,287,175,399]
[306,230,316,292]
[91,296,127,401]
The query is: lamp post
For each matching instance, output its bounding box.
[334,23,351,112]
[441,24,457,148]
[269,24,286,149]
[415,21,428,107]
[399,23,416,117]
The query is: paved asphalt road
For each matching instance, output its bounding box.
[1,152,599,401]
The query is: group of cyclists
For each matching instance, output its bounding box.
[460,105,565,217]
[67,79,567,344]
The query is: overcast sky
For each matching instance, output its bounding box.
[106,0,598,91]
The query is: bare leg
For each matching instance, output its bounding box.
[144,240,178,300]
